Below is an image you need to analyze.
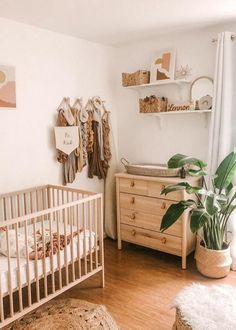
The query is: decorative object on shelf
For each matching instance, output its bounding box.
[150,50,176,82]
[160,151,236,278]
[167,102,190,112]
[194,100,200,110]
[175,65,192,80]
[121,158,180,177]
[190,76,213,110]
[199,94,213,110]
[0,65,16,108]
[122,70,150,87]
[139,95,168,113]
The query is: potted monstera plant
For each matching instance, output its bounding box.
[160,151,236,278]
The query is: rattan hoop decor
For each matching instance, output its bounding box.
[194,236,232,278]
[121,158,180,177]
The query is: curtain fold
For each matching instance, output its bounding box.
[208,32,235,174]
[208,31,236,269]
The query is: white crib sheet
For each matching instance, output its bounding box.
[0,221,95,295]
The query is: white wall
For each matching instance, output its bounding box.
[114,22,236,169]
[0,18,118,193]
[1,18,236,194]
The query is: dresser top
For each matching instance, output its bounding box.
[115,172,201,183]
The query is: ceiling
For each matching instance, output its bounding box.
[0,0,236,46]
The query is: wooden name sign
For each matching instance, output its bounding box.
[167,102,190,112]
[54,126,79,155]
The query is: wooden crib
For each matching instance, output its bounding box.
[0,184,104,328]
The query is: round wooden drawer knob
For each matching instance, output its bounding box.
[130,197,135,204]
[131,229,136,236]
[161,202,166,210]
[161,237,167,244]
[131,213,136,220]
[130,180,135,187]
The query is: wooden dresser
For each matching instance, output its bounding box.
[115,173,201,269]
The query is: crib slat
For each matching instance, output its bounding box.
[33,218,40,302]
[49,212,55,293]
[88,201,93,272]
[41,218,48,298]
[63,206,69,285]
[82,198,87,275]
[24,220,32,307]
[15,223,23,312]
[76,201,81,278]
[56,211,62,289]
[70,206,75,282]
[6,226,14,317]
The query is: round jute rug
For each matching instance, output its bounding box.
[8,299,119,330]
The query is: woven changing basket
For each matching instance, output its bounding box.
[122,70,150,87]
[139,96,168,113]
[121,158,180,177]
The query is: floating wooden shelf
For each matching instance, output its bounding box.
[140,109,212,116]
[124,79,191,90]
[140,109,212,129]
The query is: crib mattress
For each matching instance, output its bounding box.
[0,221,95,296]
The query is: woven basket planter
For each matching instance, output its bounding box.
[194,237,232,278]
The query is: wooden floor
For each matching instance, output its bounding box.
[56,238,236,330]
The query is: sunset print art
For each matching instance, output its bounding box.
[0,65,16,108]
[150,50,176,82]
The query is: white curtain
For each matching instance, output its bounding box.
[208,32,236,173]
[208,31,236,269]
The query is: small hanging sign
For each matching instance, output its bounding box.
[54,126,79,155]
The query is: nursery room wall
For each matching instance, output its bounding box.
[114,21,236,168]
[0,17,118,193]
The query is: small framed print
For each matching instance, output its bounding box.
[0,65,16,109]
[150,50,176,82]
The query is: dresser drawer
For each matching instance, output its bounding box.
[119,178,148,195]
[120,193,171,216]
[120,208,182,237]
[120,224,182,256]
[118,177,182,201]
[147,181,182,201]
